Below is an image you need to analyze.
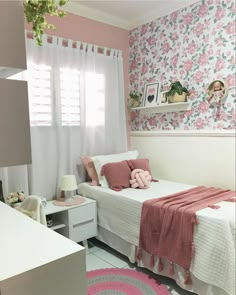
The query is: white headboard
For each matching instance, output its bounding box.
[130,130,235,190]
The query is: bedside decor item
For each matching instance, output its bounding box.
[6,191,25,207]
[160,91,168,104]
[143,82,161,107]
[128,90,142,108]
[87,268,171,295]
[53,195,85,206]
[23,0,69,46]
[166,81,189,103]
[59,174,78,202]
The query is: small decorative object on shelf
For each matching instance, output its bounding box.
[207,79,228,106]
[6,191,25,207]
[128,91,142,108]
[143,82,161,107]
[166,81,189,103]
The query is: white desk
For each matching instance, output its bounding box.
[0,202,87,295]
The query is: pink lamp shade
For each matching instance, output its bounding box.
[60,175,77,191]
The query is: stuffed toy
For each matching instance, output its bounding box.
[130,168,151,189]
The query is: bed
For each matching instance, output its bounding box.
[78,179,235,295]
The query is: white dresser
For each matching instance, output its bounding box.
[0,202,87,295]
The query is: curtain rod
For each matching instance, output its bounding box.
[25,31,122,56]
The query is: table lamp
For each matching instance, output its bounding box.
[60,174,77,201]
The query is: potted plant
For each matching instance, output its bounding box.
[128,91,142,108]
[166,81,189,103]
[23,0,69,46]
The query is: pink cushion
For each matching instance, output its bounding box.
[127,158,158,182]
[101,160,131,191]
[80,156,99,186]
[127,158,151,174]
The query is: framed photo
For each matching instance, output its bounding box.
[143,82,161,107]
[160,91,169,104]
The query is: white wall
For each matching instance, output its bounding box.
[131,130,235,190]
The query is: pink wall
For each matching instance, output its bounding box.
[25,13,129,98]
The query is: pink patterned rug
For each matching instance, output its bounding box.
[87,268,171,295]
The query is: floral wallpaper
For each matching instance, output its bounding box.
[129,0,236,131]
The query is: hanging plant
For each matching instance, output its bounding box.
[23,0,69,46]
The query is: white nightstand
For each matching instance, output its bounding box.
[44,196,97,249]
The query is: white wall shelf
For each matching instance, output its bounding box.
[131,102,191,113]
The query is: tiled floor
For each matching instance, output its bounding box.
[85,238,195,295]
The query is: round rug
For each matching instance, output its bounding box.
[87,268,171,295]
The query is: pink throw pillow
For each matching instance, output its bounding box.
[127,158,151,174]
[127,159,158,182]
[80,156,99,186]
[101,160,131,191]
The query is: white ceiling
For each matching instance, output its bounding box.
[64,0,200,29]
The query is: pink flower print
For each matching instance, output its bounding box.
[150,21,156,30]
[141,24,148,36]
[193,71,204,82]
[198,53,209,65]
[198,102,209,113]
[215,38,224,46]
[183,13,193,25]
[215,59,226,71]
[197,5,208,17]
[216,122,224,129]
[171,55,178,66]
[226,22,236,34]
[226,74,236,87]
[172,120,179,128]
[183,60,193,71]
[170,11,178,22]
[130,111,138,121]
[194,118,205,129]
[193,23,204,35]
[215,7,225,21]
[149,117,157,126]
[162,42,170,53]
[187,42,197,54]
[185,108,194,117]
[147,36,156,47]
[129,36,135,46]
[141,64,148,75]
[130,60,138,70]
[129,73,138,85]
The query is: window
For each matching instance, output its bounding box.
[27,63,52,126]
[85,72,105,126]
[60,68,80,126]
[8,63,105,127]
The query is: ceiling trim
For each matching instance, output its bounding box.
[63,2,131,29]
[63,1,200,30]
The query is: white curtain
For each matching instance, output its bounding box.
[0,35,127,200]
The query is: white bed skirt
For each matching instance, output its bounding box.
[97,226,227,295]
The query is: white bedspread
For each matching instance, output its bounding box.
[78,180,235,295]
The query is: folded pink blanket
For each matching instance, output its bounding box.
[138,186,236,284]
[130,169,151,189]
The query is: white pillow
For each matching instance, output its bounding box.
[92,150,139,187]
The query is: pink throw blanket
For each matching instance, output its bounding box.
[138,186,235,283]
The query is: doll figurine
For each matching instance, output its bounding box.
[207,80,225,106]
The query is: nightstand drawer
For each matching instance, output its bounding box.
[69,218,97,243]
[68,202,96,224]
[68,201,97,243]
